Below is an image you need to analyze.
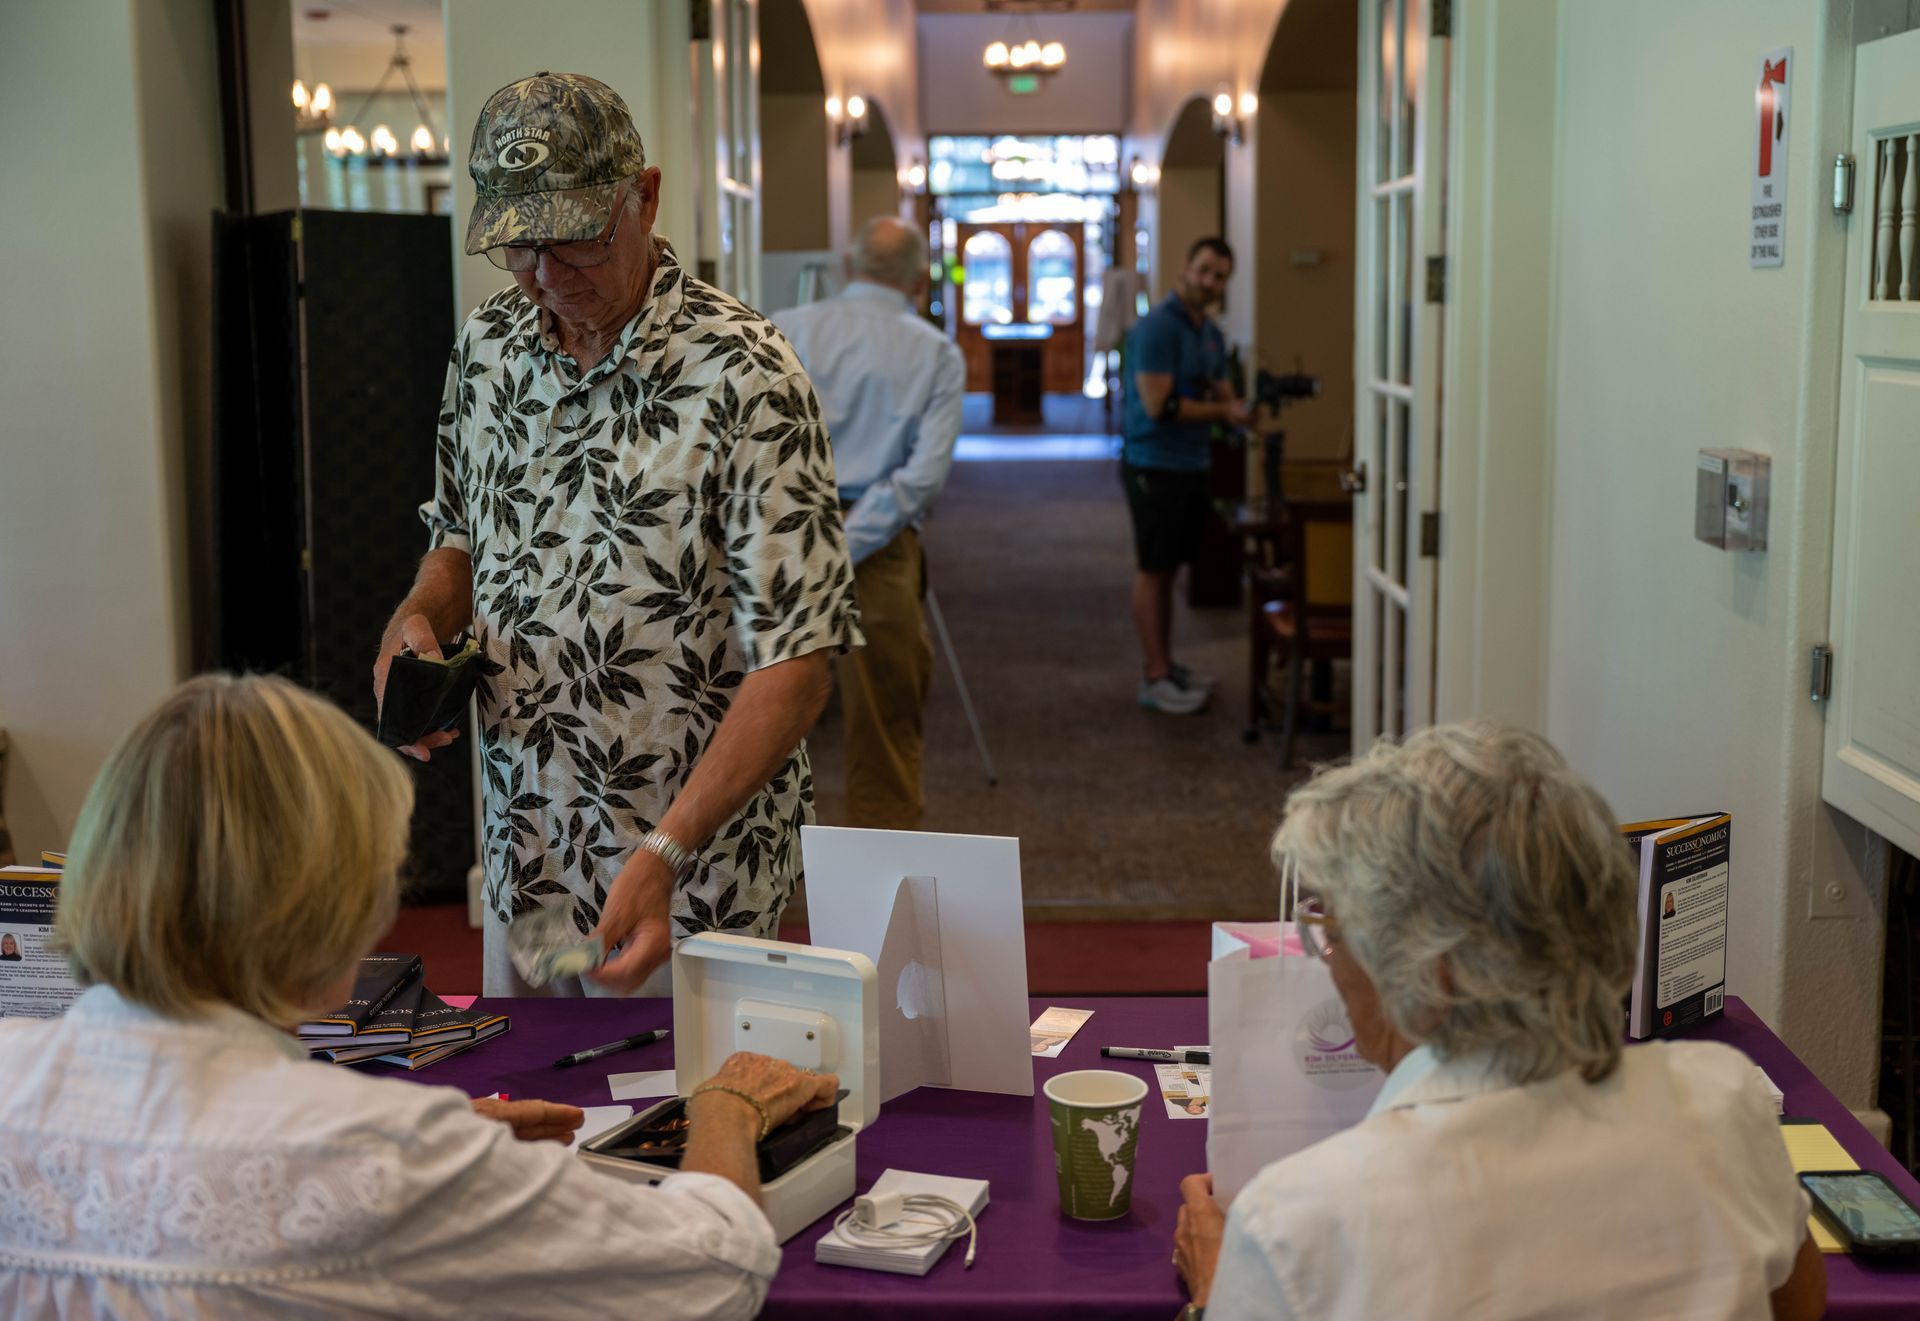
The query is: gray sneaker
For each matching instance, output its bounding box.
[1138,675,1209,715]
[1170,662,1217,692]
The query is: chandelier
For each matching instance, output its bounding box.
[294,24,446,161]
[983,38,1066,79]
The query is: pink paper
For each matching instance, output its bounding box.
[442,994,477,1009]
[1215,922,1305,959]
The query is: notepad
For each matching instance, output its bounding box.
[1781,1120,1859,1253]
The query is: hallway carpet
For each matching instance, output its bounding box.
[801,443,1342,923]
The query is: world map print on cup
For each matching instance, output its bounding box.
[1291,997,1378,1091]
[1044,1069,1148,1220]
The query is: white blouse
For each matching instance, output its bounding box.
[0,987,778,1319]
[1208,1039,1810,1320]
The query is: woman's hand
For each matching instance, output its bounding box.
[1174,1172,1226,1306]
[694,1051,840,1130]
[472,1097,586,1145]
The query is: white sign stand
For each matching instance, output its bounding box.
[801,826,1033,1099]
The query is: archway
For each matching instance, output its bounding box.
[848,98,901,234]
[758,0,831,310]
[1254,0,1357,463]
[1153,96,1225,301]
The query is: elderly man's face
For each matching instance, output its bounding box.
[513,167,663,327]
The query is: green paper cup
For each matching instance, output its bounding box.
[1044,1069,1148,1220]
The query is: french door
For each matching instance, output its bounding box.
[1352,0,1449,744]
[1821,29,1920,857]
[954,222,1086,394]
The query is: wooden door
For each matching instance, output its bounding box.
[1351,0,1449,745]
[955,222,1085,395]
[1822,30,1920,857]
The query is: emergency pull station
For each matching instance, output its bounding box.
[1695,449,1770,552]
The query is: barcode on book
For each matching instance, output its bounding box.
[1706,987,1724,1016]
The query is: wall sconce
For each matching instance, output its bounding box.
[898,157,928,194]
[829,93,870,147]
[1128,159,1161,191]
[1212,89,1256,146]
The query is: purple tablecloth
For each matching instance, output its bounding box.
[382,994,1920,1319]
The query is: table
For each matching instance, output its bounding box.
[379,995,1920,1320]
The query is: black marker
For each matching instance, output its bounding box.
[1102,1046,1210,1064]
[554,1028,669,1069]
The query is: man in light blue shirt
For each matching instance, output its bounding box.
[773,217,965,828]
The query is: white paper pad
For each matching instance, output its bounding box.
[1030,1006,1093,1057]
[1156,1061,1212,1119]
[814,1169,990,1276]
[607,1069,677,1102]
[577,1105,634,1145]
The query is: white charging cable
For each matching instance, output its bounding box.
[832,1190,979,1268]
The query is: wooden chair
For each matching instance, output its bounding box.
[1259,512,1353,769]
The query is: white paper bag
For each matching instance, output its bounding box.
[1205,862,1385,1204]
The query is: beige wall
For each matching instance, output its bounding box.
[1131,0,1288,352]
[918,12,1132,135]
[0,0,222,859]
[1154,167,1222,300]
[1463,0,1881,1105]
[1253,91,1354,461]
[763,94,831,251]
[849,169,903,235]
[444,1,697,316]
[801,0,921,249]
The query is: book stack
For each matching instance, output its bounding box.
[299,952,508,1069]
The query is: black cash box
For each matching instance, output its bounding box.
[594,1089,851,1183]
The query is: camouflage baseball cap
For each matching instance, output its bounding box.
[464,71,648,256]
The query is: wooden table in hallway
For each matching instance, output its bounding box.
[375,996,1920,1319]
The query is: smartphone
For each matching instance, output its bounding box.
[1801,1170,1920,1256]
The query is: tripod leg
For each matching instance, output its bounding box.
[925,588,998,787]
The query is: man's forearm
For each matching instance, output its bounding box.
[656,650,833,850]
[387,548,475,642]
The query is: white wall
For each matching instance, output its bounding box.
[918,12,1132,135]
[0,0,222,858]
[443,0,697,317]
[1519,0,1882,1104]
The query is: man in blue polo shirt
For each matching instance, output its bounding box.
[1120,236,1252,715]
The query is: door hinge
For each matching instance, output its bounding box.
[1426,255,1446,304]
[1419,511,1441,558]
[1432,0,1453,40]
[1810,644,1834,703]
[1832,154,1855,215]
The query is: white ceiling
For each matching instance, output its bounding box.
[292,0,445,91]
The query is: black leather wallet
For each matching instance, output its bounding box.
[376,637,483,747]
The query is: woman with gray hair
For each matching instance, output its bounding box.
[1172,722,1824,1320]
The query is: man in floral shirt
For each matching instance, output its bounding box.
[373,72,860,995]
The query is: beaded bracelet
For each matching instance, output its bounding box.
[690,1084,770,1141]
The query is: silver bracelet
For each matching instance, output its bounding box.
[641,828,695,881]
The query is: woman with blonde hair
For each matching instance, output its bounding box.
[0,674,830,1318]
[1172,722,1825,1321]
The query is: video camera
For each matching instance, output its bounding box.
[1253,369,1321,410]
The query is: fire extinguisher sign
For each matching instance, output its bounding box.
[1752,47,1791,269]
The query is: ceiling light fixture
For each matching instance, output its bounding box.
[983,14,1065,90]
[321,24,446,162]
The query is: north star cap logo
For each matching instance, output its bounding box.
[495,127,553,173]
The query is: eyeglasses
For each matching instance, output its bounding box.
[484,182,632,272]
[1295,895,1340,960]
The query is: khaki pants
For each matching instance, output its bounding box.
[837,528,932,829]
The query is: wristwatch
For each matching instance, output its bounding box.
[640,828,696,881]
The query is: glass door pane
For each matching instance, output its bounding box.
[962,230,1014,324]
